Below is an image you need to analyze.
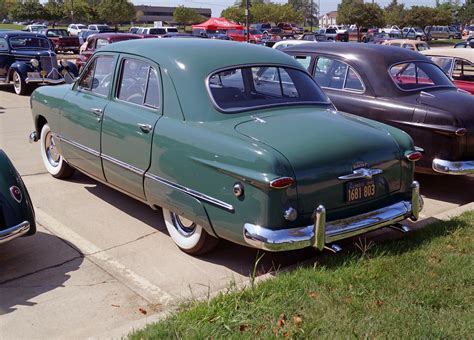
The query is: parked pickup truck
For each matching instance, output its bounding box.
[315,28,348,42]
[39,28,80,54]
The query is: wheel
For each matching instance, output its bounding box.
[12,71,30,95]
[162,208,219,255]
[40,123,75,179]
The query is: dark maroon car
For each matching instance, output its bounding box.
[39,28,80,54]
[76,33,141,70]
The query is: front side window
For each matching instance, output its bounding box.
[389,61,454,91]
[313,57,364,92]
[294,55,312,70]
[117,58,160,108]
[452,59,474,81]
[77,55,114,96]
[416,43,430,51]
[209,66,328,112]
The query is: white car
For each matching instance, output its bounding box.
[67,24,87,36]
[137,26,179,35]
[382,25,401,34]
[88,24,112,32]
[24,24,47,32]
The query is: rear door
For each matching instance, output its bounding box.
[101,55,162,199]
[60,53,116,180]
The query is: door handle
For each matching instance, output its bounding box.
[91,108,103,121]
[138,123,152,133]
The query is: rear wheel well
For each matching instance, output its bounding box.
[36,115,47,135]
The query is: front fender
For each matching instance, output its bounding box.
[7,62,32,82]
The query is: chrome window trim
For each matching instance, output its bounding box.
[145,172,234,212]
[387,59,456,92]
[55,135,234,212]
[205,63,331,114]
[315,56,366,94]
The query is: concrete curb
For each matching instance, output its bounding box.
[107,201,473,339]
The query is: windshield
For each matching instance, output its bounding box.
[47,30,68,37]
[389,61,453,91]
[10,36,50,49]
[208,66,330,113]
[95,25,109,30]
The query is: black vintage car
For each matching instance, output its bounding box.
[0,30,78,95]
[284,43,474,175]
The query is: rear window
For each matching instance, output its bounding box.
[389,61,453,91]
[208,66,329,113]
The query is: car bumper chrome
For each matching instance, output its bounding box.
[0,221,30,245]
[25,77,65,85]
[243,181,422,252]
[432,158,474,175]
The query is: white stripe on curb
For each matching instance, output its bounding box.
[35,207,174,305]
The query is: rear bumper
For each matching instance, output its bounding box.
[243,181,422,252]
[432,158,474,175]
[0,221,30,245]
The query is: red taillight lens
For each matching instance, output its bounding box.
[269,177,295,189]
[405,151,423,162]
[10,186,23,203]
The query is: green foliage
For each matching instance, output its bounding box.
[9,0,44,21]
[44,0,64,25]
[338,0,385,38]
[173,6,205,25]
[458,3,474,25]
[288,0,318,25]
[222,2,303,25]
[96,0,134,26]
[129,211,474,339]
[384,0,407,26]
[221,6,245,24]
[63,0,94,22]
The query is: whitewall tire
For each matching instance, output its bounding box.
[40,124,74,179]
[163,208,219,255]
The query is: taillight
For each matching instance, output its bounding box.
[405,151,423,162]
[269,177,295,189]
[10,186,23,203]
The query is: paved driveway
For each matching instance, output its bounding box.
[0,84,472,338]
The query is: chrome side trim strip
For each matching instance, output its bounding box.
[145,172,234,212]
[101,153,145,176]
[0,221,30,245]
[56,135,100,157]
[432,158,474,175]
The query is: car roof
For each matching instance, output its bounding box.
[101,39,304,121]
[284,42,434,97]
[421,48,474,63]
[0,30,48,39]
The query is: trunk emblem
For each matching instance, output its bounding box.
[338,168,383,180]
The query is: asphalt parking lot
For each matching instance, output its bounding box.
[0,84,473,338]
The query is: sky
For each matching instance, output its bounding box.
[130,0,439,17]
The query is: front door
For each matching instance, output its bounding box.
[60,54,116,180]
[101,56,162,199]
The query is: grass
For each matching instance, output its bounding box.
[0,23,22,30]
[129,211,473,339]
[429,39,464,46]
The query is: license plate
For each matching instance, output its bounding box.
[27,72,40,78]
[346,179,376,203]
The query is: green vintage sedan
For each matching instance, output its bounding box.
[29,39,422,255]
[0,149,36,244]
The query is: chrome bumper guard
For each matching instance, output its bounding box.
[0,221,30,245]
[243,181,422,252]
[25,77,65,85]
[432,158,474,175]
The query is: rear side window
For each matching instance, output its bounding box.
[389,61,453,91]
[208,66,329,112]
[117,58,160,108]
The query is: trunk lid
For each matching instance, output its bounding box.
[235,108,403,214]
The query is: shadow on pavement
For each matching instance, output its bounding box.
[0,231,83,315]
[415,173,474,205]
[0,106,4,114]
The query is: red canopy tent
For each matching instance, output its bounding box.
[192,18,244,31]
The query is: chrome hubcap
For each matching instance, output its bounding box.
[45,131,60,167]
[171,212,196,237]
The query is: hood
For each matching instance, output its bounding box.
[11,49,56,58]
[235,108,404,213]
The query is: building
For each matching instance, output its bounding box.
[134,5,212,25]
[319,11,337,28]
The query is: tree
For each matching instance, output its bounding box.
[288,0,318,26]
[44,0,64,27]
[384,0,407,27]
[173,6,205,26]
[63,0,93,22]
[404,6,437,30]
[221,6,245,24]
[9,0,44,21]
[458,2,474,25]
[338,0,385,41]
[96,0,135,29]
